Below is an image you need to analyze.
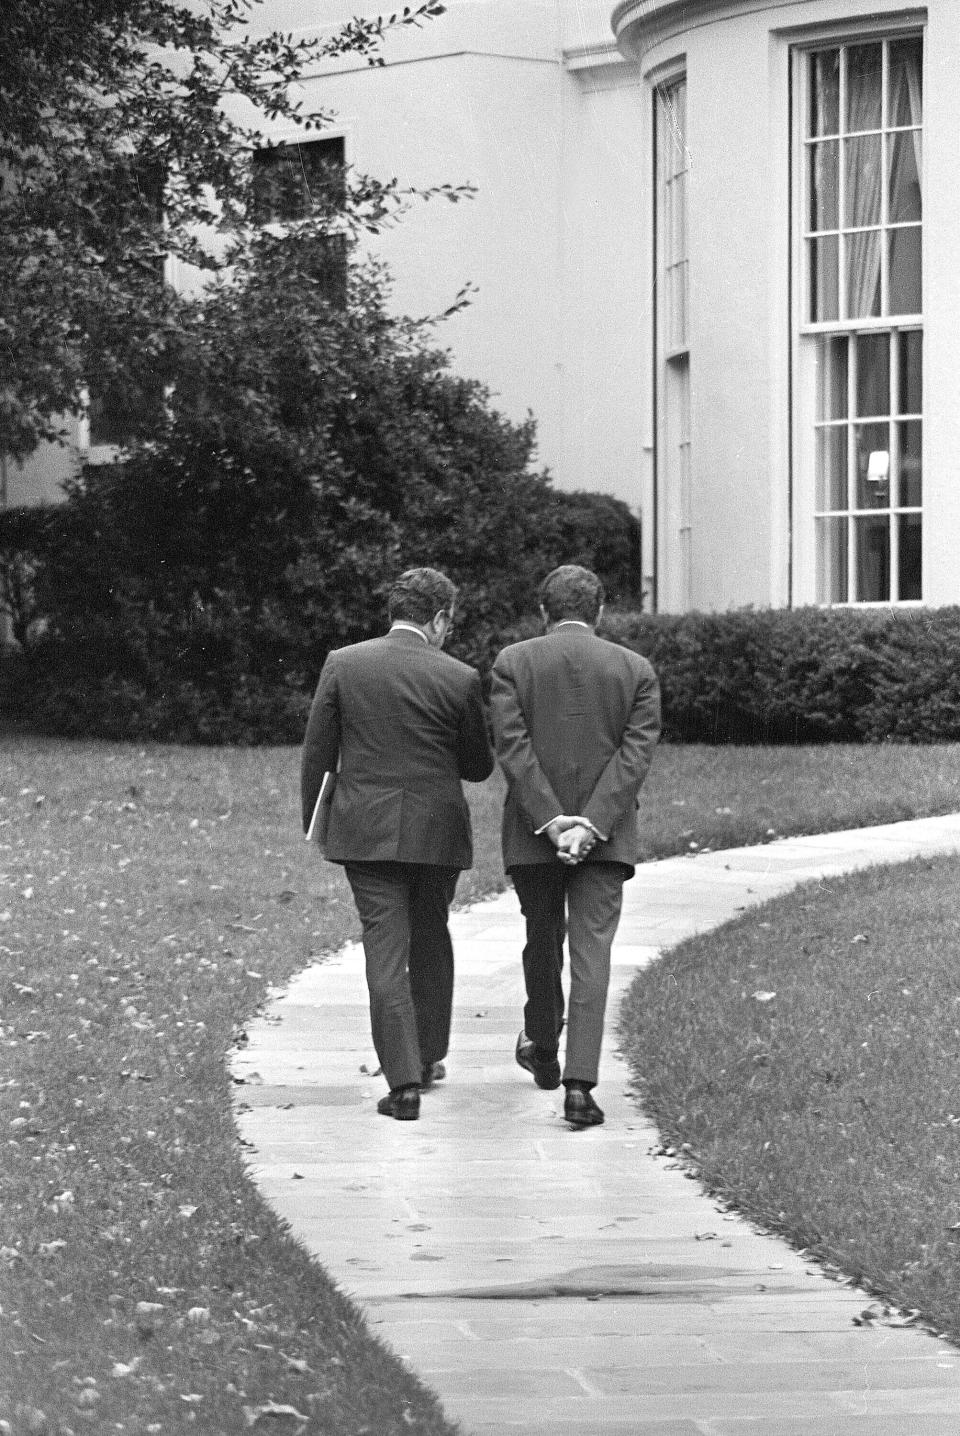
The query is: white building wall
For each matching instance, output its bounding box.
[278,0,648,502]
[687,22,775,610]
[561,62,648,513]
[617,0,958,611]
[919,0,960,607]
[294,47,566,475]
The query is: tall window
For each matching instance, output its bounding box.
[251,137,348,308]
[655,76,692,611]
[803,35,922,603]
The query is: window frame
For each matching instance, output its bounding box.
[791,21,925,608]
[652,64,693,612]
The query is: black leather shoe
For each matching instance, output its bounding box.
[515,1031,561,1090]
[563,1085,604,1127]
[376,1086,420,1120]
[420,1061,446,1090]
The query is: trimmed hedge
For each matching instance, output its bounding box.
[598,606,960,744]
[6,596,960,747]
[6,482,960,748]
[0,483,642,744]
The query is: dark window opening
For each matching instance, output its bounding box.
[251,137,347,223]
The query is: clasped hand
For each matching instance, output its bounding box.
[545,815,597,866]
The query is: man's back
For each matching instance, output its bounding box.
[492,625,659,868]
[302,628,492,867]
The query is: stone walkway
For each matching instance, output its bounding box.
[233,814,960,1434]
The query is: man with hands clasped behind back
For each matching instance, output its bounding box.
[490,565,661,1127]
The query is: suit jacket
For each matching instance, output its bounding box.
[490,624,660,869]
[300,628,494,868]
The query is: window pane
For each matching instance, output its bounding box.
[846,44,883,133]
[889,37,923,128]
[855,332,889,417]
[854,515,890,601]
[668,261,688,351]
[670,170,688,261]
[669,81,687,174]
[898,513,922,599]
[816,427,847,509]
[897,420,922,506]
[809,140,839,231]
[660,81,688,180]
[809,235,839,320]
[889,131,922,223]
[817,335,848,420]
[810,48,840,136]
[844,135,882,227]
[251,137,346,223]
[855,421,890,508]
[817,516,848,602]
[846,230,882,318]
[897,330,922,414]
[89,374,165,447]
[889,226,922,314]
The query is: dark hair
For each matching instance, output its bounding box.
[388,567,457,625]
[538,564,604,624]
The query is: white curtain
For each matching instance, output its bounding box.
[888,46,923,222]
[845,47,883,318]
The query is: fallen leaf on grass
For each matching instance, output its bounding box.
[13,1407,46,1432]
[280,1352,312,1374]
[243,1403,309,1426]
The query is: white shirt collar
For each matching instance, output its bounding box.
[390,621,429,644]
[554,620,592,629]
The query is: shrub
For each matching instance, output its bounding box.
[0,503,55,648]
[600,606,960,744]
[1,239,642,743]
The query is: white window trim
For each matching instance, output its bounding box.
[790,19,926,608]
[652,61,692,612]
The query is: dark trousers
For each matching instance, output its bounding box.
[344,861,459,1091]
[510,861,627,1086]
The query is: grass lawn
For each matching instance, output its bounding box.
[635,740,960,858]
[3,734,960,1431]
[619,852,960,1343]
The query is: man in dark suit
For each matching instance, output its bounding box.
[301,567,494,1121]
[490,565,660,1127]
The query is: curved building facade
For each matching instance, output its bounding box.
[614,0,954,610]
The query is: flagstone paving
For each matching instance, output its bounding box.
[233,814,960,1434]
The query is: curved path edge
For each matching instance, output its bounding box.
[233,814,960,1435]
